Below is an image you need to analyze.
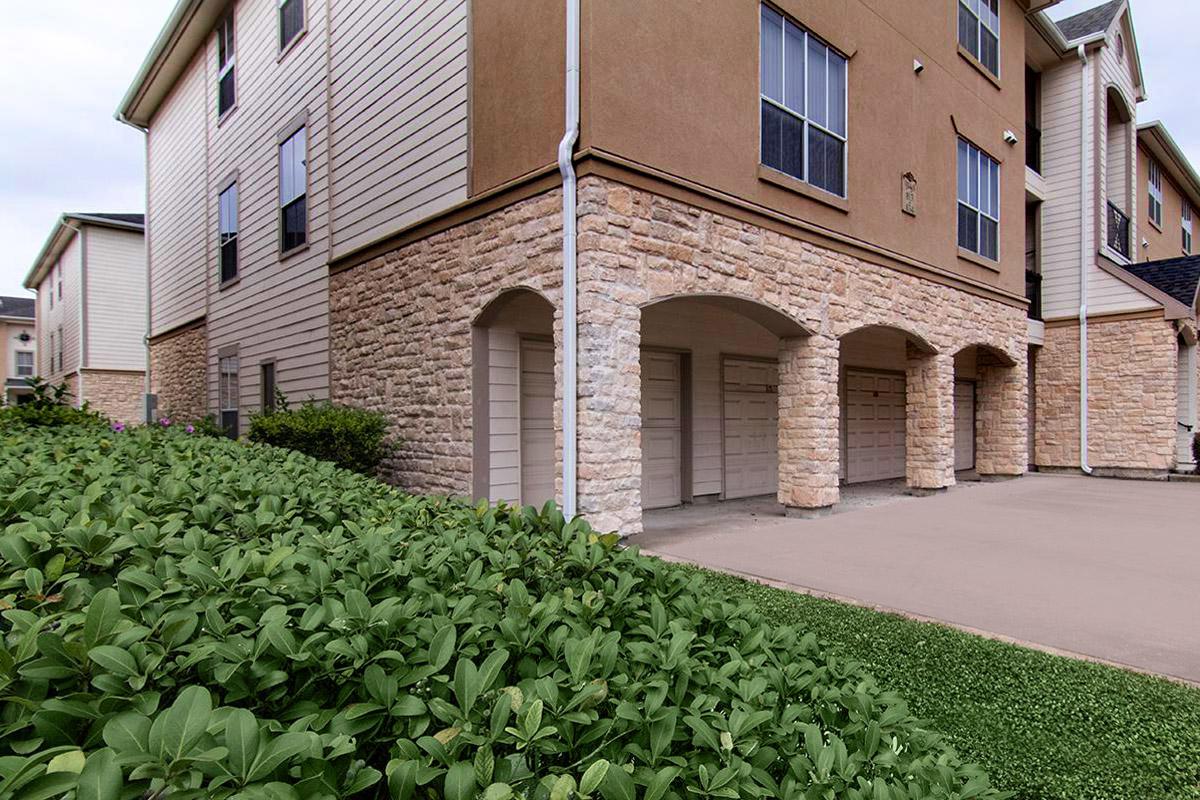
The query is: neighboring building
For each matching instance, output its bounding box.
[1025,1,1198,477]
[0,295,36,406]
[22,214,148,424]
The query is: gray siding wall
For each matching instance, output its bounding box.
[85,226,148,371]
[36,235,82,381]
[145,0,471,425]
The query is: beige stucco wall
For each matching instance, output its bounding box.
[149,323,208,423]
[331,176,1027,534]
[1034,314,1178,473]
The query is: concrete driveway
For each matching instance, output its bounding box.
[638,474,1200,684]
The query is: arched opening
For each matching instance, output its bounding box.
[1105,86,1135,258]
[954,343,1025,477]
[471,288,557,507]
[838,324,938,487]
[638,295,812,512]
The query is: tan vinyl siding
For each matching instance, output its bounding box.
[85,227,148,371]
[327,0,469,258]
[147,50,209,337]
[488,328,521,504]
[203,0,332,429]
[1038,59,1087,319]
[45,235,83,381]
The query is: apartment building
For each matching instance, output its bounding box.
[1024,1,1199,476]
[22,214,148,424]
[0,296,36,406]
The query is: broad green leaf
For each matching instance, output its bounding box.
[428,625,455,671]
[84,589,121,647]
[46,750,86,774]
[102,712,151,754]
[444,761,475,800]
[225,708,260,779]
[76,749,123,800]
[88,646,137,678]
[151,685,213,762]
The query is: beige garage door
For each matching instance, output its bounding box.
[642,351,682,509]
[723,358,778,499]
[519,340,555,507]
[954,380,976,471]
[844,370,906,484]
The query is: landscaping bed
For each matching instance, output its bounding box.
[0,424,1003,799]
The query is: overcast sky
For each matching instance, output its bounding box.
[1,0,1198,298]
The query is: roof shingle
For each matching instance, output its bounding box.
[0,296,35,319]
[1119,255,1200,309]
[69,213,145,228]
[1055,0,1124,41]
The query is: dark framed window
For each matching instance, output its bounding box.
[1148,159,1163,228]
[280,0,304,50]
[219,354,239,438]
[219,182,239,283]
[958,0,1000,77]
[217,12,236,116]
[15,351,34,377]
[759,4,847,197]
[957,138,1000,261]
[1184,203,1193,254]
[56,326,64,372]
[261,362,277,413]
[279,126,307,252]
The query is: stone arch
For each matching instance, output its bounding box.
[839,323,938,355]
[472,287,559,507]
[952,342,1026,477]
[640,293,815,339]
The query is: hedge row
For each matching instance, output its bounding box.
[0,425,1007,799]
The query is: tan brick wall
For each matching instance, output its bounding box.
[149,324,208,423]
[331,176,1028,533]
[83,370,144,425]
[1035,316,1178,472]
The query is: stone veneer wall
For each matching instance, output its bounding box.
[1035,316,1178,472]
[149,324,208,423]
[84,370,145,425]
[330,176,1029,534]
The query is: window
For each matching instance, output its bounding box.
[957,138,1000,261]
[56,270,62,300]
[261,362,277,413]
[47,331,54,372]
[279,126,308,251]
[759,4,847,197]
[219,355,239,438]
[217,12,236,116]
[958,0,1000,77]
[1148,159,1163,228]
[1185,203,1194,254]
[15,351,34,377]
[48,266,55,310]
[219,182,239,283]
[55,325,64,372]
[280,0,304,49]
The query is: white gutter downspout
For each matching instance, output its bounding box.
[116,112,154,423]
[1077,44,1093,475]
[557,0,581,518]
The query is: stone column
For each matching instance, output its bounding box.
[778,333,840,515]
[574,262,643,536]
[905,345,955,492]
[975,349,1028,477]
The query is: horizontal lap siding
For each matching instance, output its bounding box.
[204,0,332,426]
[148,52,208,337]
[85,227,147,371]
[328,0,469,259]
[1039,60,1087,320]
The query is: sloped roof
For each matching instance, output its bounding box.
[71,212,145,227]
[1120,255,1200,309]
[0,296,35,319]
[1055,0,1123,41]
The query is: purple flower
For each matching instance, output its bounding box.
[111,422,125,433]
[159,417,171,427]
[186,425,195,434]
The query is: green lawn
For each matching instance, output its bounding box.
[684,566,1200,800]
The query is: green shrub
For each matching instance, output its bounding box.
[0,426,1006,799]
[248,399,389,473]
[0,377,108,430]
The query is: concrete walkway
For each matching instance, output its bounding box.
[637,473,1200,684]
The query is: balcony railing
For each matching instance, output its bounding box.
[1107,201,1131,259]
[1026,123,1042,174]
[1025,268,1043,321]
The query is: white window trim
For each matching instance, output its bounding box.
[958,138,1001,261]
[278,0,305,51]
[217,13,236,116]
[758,5,849,198]
[958,0,1001,78]
[16,350,33,377]
[218,181,239,283]
[1149,159,1164,228]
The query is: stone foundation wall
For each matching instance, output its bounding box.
[149,323,208,423]
[84,370,145,425]
[1035,316,1177,471]
[330,176,1029,534]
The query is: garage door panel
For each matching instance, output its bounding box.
[954,380,975,471]
[520,340,556,507]
[642,352,682,509]
[845,370,906,484]
[723,358,779,500]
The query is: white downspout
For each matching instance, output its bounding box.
[558,0,581,518]
[1077,44,1093,475]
